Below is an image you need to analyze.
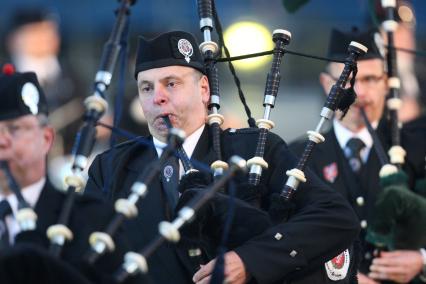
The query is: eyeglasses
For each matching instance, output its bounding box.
[326,73,385,88]
[0,123,43,138]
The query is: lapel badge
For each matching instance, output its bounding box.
[325,249,350,281]
[164,165,174,182]
[323,162,338,183]
[21,82,40,115]
[177,38,193,63]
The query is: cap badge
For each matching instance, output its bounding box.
[21,82,40,115]
[177,39,193,63]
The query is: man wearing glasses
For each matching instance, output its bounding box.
[0,68,54,245]
[290,28,426,284]
[0,66,128,282]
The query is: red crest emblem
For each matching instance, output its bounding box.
[325,249,350,281]
[323,162,338,183]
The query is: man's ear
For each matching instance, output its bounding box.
[43,126,55,154]
[200,75,210,105]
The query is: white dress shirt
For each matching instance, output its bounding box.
[153,125,205,179]
[333,119,377,163]
[0,177,45,243]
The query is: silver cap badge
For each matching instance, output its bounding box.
[21,82,40,115]
[177,39,193,63]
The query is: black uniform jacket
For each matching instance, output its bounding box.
[86,125,360,284]
[4,180,131,283]
[289,118,426,275]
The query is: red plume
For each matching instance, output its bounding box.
[2,63,15,75]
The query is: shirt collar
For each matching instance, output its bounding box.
[153,124,205,159]
[0,177,45,243]
[333,119,376,149]
[0,177,45,216]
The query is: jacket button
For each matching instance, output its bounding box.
[188,248,202,257]
[274,233,283,240]
[356,196,364,206]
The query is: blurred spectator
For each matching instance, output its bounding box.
[5,7,85,157]
[376,0,423,122]
[383,22,421,122]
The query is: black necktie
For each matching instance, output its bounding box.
[0,199,12,249]
[345,137,366,173]
[161,155,180,209]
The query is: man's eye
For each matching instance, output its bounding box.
[141,86,152,92]
[8,125,21,133]
[362,76,372,82]
[167,81,177,88]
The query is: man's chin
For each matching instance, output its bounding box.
[152,130,168,141]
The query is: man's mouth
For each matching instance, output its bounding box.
[155,114,176,129]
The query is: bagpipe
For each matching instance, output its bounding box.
[0,1,271,282]
[268,41,367,222]
[364,0,426,252]
[1,0,137,283]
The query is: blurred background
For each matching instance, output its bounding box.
[0,0,425,187]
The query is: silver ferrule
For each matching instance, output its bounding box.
[74,155,88,171]
[93,241,107,254]
[131,181,147,197]
[52,235,66,246]
[123,261,139,275]
[286,176,300,190]
[200,18,213,31]
[320,107,334,120]
[263,95,276,107]
[214,167,224,176]
[249,164,263,175]
[19,219,36,231]
[95,71,112,85]
[210,95,220,105]
[179,207,195,223]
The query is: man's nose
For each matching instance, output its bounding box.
[0,128,12,147]
[354,81,367,101]
[153,85,169,105]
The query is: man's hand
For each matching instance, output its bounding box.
[192,251,249,284]
[358,272,380,284]
[369,250,423,283]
